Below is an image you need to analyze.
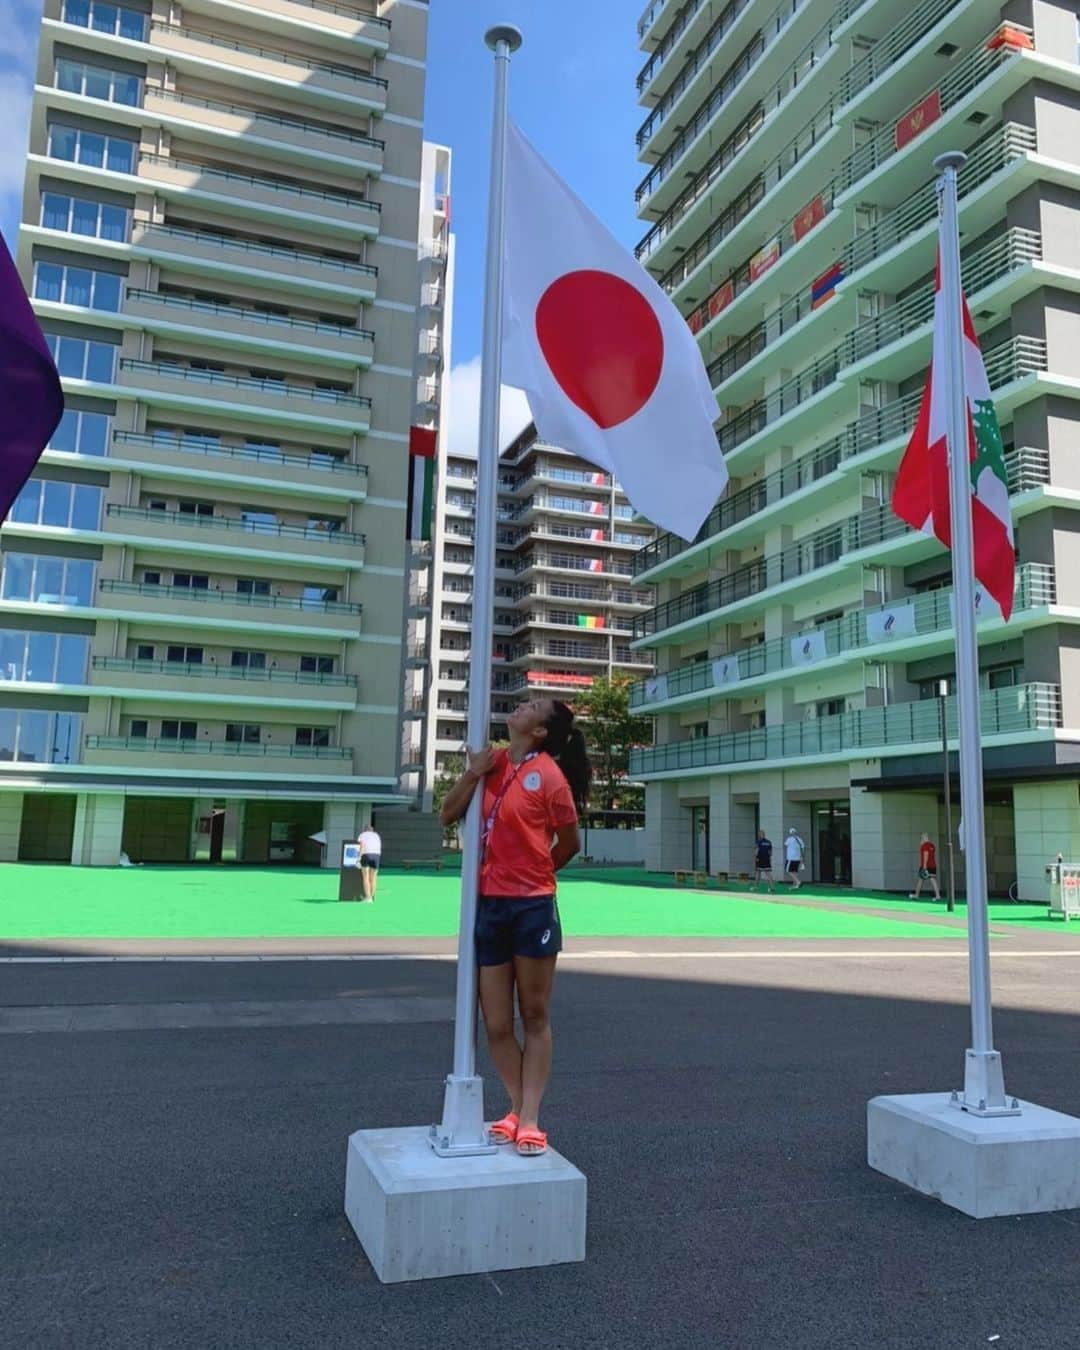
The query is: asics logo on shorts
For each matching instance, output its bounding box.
[541,928,551,944]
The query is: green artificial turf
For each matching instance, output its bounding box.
[0,862,975,941]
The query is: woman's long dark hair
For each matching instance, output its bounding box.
[542,700,592,812]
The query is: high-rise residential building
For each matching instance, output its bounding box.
[430,425,656,782]
[1,0,430,865]
[628,0,1080,898]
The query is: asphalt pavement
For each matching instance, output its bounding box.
[4,938,1080,1350]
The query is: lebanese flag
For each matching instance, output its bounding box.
[892,253,1015,619]
[501,123,727,541]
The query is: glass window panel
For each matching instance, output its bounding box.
[17,712,47,762]
[67,560,93,606]
[71,485,102,530]
[42,192,70,231]
[99,204,127,242]
[56,61,83,93]
[57,635,88,683]
[10,480,42,524]
[0,709,16,760]
[83,66,111,100]
[105,137,133,172]
[52,712,80,763]
[49,125,78,161]
[85,341,116,383]
[50,410,77,453]
[71,198,99,236]
[1,555,33,600]
[64,0,91,23]
[34,263,63,302]
[56,336,86,378]
[36,558,65,601]
[79,131,105,167]
[118,8,144,39]
[64,268,92,307]
[113,73,140,105]
[79,413,108,455]
[27,632,56,682]
[0,631,26,680]
[42,481,73,526]
[92,272,121,310]
[91,3,118,32]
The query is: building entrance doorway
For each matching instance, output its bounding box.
[690,804,709,872]
[812,800,851,883]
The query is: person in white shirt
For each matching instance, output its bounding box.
[783,828,805,889]
[356,826,382,902]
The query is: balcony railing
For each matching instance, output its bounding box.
[630,564,1056,708]
[838,0,965,105]
[118,359,372,411]
[106,504,365,549]
[135,222,378,279]
[630,684,1062,776]
[148,89,385,152]
[124,288,374,344]
[148,21,389,90]
[86,735,350,758]
[98,579,362,615]
[92,657,358,686]
[637,0,716,90]
[139,153,380,217]
[271,0,388,24]
[111,431,367,477]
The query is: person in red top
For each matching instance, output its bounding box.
[439,698,591,1158]
[910,832,941,901]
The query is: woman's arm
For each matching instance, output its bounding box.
[550,821,581,872]
[439,746,498,827]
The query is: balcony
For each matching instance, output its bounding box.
[97,579,362,633]
[629,564,1057,710]
[838,0,969,107]
[137,152,380,236]
[90,657,357,705]
[117,359,372,434]
[105,504,366,565]
[148,21,388,111]
[85,735,352,764]
[630,685,1062,778]
[143,87,385,173]
[131,221,378,299]
[109,432,366,497]
[636,0,729,95]
[234,0,391,52]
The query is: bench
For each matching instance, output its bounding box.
[401,858,446,872]
[673,870,690,885]
[714,871,729,884]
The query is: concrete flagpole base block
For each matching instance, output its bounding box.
[344,1126,587,1283]
[868,1093,1080,1218]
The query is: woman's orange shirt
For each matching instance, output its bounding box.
[478,749,578,898]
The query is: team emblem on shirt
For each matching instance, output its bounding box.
[524,772,542,791]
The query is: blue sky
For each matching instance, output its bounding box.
[0,0,643,451]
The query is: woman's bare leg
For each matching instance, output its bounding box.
[513,953,557,1147]
[478,962,522,1115]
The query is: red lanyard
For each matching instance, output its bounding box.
[481,752,538,861]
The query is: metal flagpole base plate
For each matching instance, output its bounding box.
[429,1123,498,1158]
[429,1073,498,1157]
[951,1048,1021,1117]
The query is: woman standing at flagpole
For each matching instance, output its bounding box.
[440,698,591,1156]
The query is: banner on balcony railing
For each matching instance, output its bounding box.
[865,601,917,644]
[749,238,780,283]
[588,558,604,572]
[894,88,942,151]
[589,528,605,541]
[406,424,436,541]
[712,655,741,688]
[811,261,844,310]
[790,630,827,666]
[948,585,1001,625]
[708,279,735,320]
[528,670,594,688]
[793,195,825,244]
[588,501,604,515]
[577,614,604,629]
[687,308,705,334]
[644,673,668,702]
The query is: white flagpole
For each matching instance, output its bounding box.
[934,151,1016,1116]
[430,23,523,1156]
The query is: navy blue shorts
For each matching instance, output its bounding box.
[475,895,562,966]
[360,854,380,870]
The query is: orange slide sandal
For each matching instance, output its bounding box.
[488,1112,519,1144]
[516,1127,547,1157]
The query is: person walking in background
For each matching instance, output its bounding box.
[439,697,590,1158]
[910,832,941,901]
[356,824,382,902]
[784,828,805,889]
[754,830,774,892]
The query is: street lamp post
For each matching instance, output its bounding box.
[939,678,956,913]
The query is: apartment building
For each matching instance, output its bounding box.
[628,0,1080,898]
[429,425,656,781]
[1,0,430,865]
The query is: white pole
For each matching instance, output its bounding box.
[430,23,523,1156]
[934,151,1015,1115]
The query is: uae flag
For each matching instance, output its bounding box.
[892,253,1015,620]
[407,425,436,541]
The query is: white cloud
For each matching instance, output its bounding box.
[446,354,532,461]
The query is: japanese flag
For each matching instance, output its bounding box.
[501,122,728,541]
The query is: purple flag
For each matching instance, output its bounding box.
[0,231,64,523]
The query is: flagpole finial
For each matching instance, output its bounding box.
[933,150,968,173]
[485,23,523,52]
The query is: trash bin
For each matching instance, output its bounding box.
[339,840,365,902]
[1047,861,1080,920]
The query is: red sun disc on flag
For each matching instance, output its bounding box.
[535,270,664,429]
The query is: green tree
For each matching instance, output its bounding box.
[574,674,653,814]
[432,753,465,849]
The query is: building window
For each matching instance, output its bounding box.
[61,0,148,40]
[54,57,141,106]
[226,723,261,743]
[129,719,148,738]
[142,570,161,585]
[8,478,102,530]
[0,629,89,684]
[166,645,203,664]
[295,726,330,747]
[302,584,338,605]
[172,573,210,589]
[178,500,214,517]
[33,261,122,312]
[0,710,82,763]
[0,553,94,606]
[135,644,154,661]
[40,191,129,243]
[299,654,334,674]
[47,122,135,173]
[231,651,267,669]
[160,720,196,740]
[815,698,845,718]
[47,408,109,456]
[43,333,117,383]
[236,577,271,596]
